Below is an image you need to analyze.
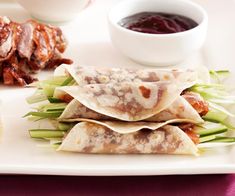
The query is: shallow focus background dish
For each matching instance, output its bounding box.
[16,0,90,22]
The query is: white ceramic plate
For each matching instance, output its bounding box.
[0,0,235,176]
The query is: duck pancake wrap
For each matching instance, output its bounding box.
[58,120,198,155]
[54,81,190,121]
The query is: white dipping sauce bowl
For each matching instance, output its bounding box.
[17,0,90,22]
[108,0,208,66]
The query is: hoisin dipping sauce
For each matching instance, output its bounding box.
[119,12,198,34]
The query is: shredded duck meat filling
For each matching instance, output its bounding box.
[0,16,72,86]
[178,123,199,144]
[60,94,74,103]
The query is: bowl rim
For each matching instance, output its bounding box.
[108,0,208,38]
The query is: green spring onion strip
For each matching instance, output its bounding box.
[38,103,67,112]
[40,76,69,86]
[29,129,66,139]
[203,110,235,131]
[208,102,235,117]
[191,88,235,104]
[57,122,75,131]
[27,116,46,122]
[35,76,74,100]
[210,136,235,143]
[195,123,227,137]
[61,77,74,86]
[24,111,62,118]
[221,121,235,131]
[26,90,48,104]
[192,83,226,90]
[51,143,62,148]
[48,97,63,103]
[209,70,230,83]
[26,76,74,106]
[199,135,217,143]
[200,135,235,143]
[24,103,68,119]
[190,77,235,105]
[202,110,227,123]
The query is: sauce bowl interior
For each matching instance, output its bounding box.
[109,0,207,35]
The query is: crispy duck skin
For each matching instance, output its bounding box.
[0,16,72,86]
[182,91,209,116]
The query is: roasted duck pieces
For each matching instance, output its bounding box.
[0,16,72,86]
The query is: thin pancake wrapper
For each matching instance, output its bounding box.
[58,96,203,123]
[54,81,193,121]
[58,120,198,155]
[54,64,197,89]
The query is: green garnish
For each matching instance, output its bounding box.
[24,111,62,118]
[29,129,65,139]
[61,76,74,86]
[26,90,47,104]
[48,97,63,103]
[202,109,227,123]
[210,136,235,143]
[199,135,217,143]
[195,123,227,137]
[209,70,230,83]
[40,76,69,86]
[58,122,75,131]
[38,103,67,112]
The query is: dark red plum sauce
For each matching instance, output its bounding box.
[119,12,198,34]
